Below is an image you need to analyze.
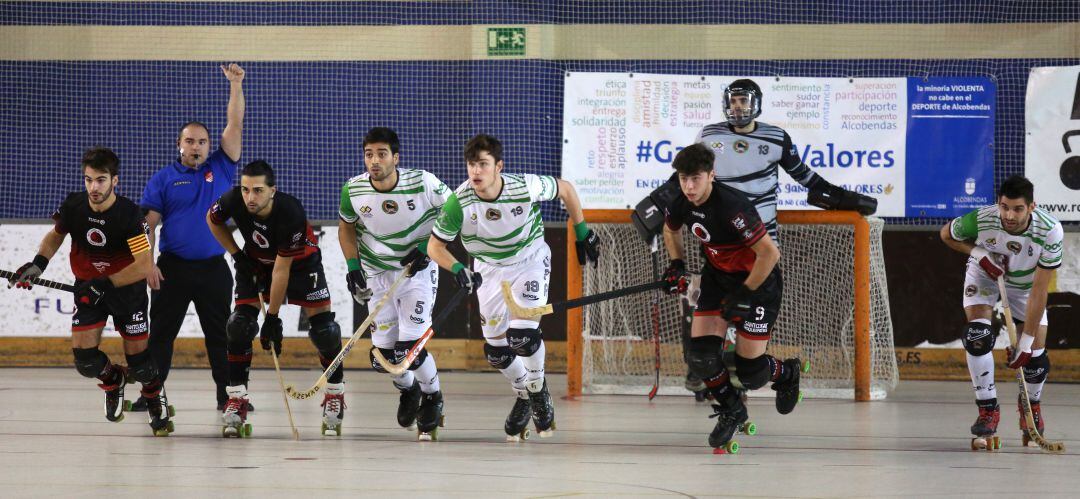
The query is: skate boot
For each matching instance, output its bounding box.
[221,385,252,438]
[416,391,445,441]
[504,388,532,442]
[525,378,555,438]
[708,390,753,454]
[396,380,421,430]
[1018,394,1045,447]
[772,358,810,415]
[98,365,129,422]
[321,383,346,436]
[145,387,175,437]
[969,404,1001,451]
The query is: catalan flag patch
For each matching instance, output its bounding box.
[127,233,150,256]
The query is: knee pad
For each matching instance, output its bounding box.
[369,347,395,374]
[506,327,543,357]
[394,340,429,371]
[72,347,108,378]
[686,336,724,380]
[484,343,516,369]
[125,350,158,384]
[1023,351,1050,384]
[226,306,259,345]
[961,321,994,356]
[734,353,770,390]
[307,312,342,353]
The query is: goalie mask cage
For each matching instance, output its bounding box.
[566,209,897,402]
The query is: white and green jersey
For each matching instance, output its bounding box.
[432,173,559,265]
[950,205,1064,290]
[339,168,449,275]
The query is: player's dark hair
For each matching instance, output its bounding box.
[363,127,400,154]
[177,121,209,142]
[464,134,503,164]
[672,143,715,175]
[241,160,276,187]
[998,174,1034,205]
[82,146,119,176]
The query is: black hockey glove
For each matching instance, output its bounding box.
[231,251,258,278]
[453,265,483,295]
[662,259,689,295]
[399,247,430,278]
[575,229,601,267]
[345,269,372,306]
[75,278,113,306]
[807,182,878,216]
[721,284,755,323]
[260,312,283,355]
[9,255,49,289]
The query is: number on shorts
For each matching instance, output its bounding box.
[755,306,765,321]
[525,280,539,292]
[415,301,425,314]
[310,273,318,288]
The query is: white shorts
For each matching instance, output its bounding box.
[474,243,552,339]
[367,260,440,348]
[962,259,1047,326]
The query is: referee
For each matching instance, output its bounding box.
[134,64,247,410]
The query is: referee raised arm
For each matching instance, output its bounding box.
[135,64,246,410]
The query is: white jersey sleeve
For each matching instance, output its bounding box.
[525,174,559,203]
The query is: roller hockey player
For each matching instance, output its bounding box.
[428,134,600,441]
[939,175,1062,450]
[338,127,450,440]
[662,144,806,453]
[207,160,344,437]
[8,147,173,436]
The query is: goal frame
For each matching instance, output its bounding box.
[566,209,874,402]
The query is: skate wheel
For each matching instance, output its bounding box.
[241,423,253,438]
[166,421,175,433]
[741,422,757,436]
[712,441,740,454]
[438,415,445,428]
[506,429,531,442]
[993,436,1002,450]
[153,428,170,437]
[801,360,811,373]
[797,391,804,404]
[166,405,176,418]
[123,400,133,412]
[694,391,706,402]
[222,427,231,438]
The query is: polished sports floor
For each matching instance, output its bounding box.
[0,368,1077,498]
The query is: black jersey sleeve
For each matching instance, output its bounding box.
[275,196,309,258]
[664,193,688,230]
[120,199,152,257]
[724,191,768,247]
[208,187,240,225]
[50,192,82,235]
[779,131,824,189]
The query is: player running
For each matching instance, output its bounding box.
[939,175,1063,449]
[427,134,600,441]
[662,143,804,453]
[8,147,173,436]
[338,127,450,440]
[207,160,344,437]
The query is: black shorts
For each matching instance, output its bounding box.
[234,253,331,308]
[694,266,782,340]
[72,280,149,340]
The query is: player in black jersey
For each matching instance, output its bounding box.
[662,143,805,452]
[207,160,344,437]
[8,147,173,436]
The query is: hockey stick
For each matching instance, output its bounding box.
[501,279,667,319]
[996,276,1065,453]
[647,235,661,400]
[254,288,300,442]
[1,270,76,293]
[284,264,412,400]
[372,286,470,376]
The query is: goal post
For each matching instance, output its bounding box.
[566,209,896,402]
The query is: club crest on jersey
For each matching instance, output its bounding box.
[965,285,977,297]
[86,228,107,247]
[1007,241,1022,255]
[710,141,725,154]
[485,208,502,221]
[382,200,398,214]
[733,140,749,153]
[469,213,478,224]
[732,214,747,230]
[690,222,711,242]
[204,170,214,183]
[984,237,996,248]
[252,230,270,249]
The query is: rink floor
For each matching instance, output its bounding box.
[0,368,1077,498]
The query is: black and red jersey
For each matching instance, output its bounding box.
[208,188,319,265]
[664,182,768,273]
[52,192,151,280]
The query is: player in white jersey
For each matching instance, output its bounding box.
[940,175,1064,446]
[338,128,450,438]
[428,134,600,441]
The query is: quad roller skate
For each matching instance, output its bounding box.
[505,389,532,442]
[772,358,810,415]
[221,385,252,438]
[416,391,445,441]
[708,390,754,454]
[99,366,130,423]
[526,378,555,438]
[145,387,175,437]
[970,404,1002,451]
[396,380,421,430]
[321,383,346,436]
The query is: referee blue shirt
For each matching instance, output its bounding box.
[141,148,238,260]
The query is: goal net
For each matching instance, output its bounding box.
[573,210,897,400]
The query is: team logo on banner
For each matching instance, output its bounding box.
[733,140,749,153]
[86,228,106,247]
[485,208,502,221]
[382,200,398,214]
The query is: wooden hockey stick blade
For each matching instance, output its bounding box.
[373,287,469,376]
[285,264,413,400]
[501,279,667,318]
[0,269,77,293]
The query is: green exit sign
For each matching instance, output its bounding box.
[487,27,526,56]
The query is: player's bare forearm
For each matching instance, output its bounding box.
[663,224,684,261]
[744,234,780,290]
[426,235,458,271]
[221,64,245,161]
[1023,267,1053,339]
[268,255,292,315]
[109,250,152,287]
[36,229,66,260]
[206,213,242,254]
[338,220,359,261]
[939,223,974,255]
[556,179,585,225]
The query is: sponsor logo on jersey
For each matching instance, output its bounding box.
[485,208,502,221]
[125,322,148,335]
[1007,241,1022,255]
[409,315,425,324]
[359,205,373,218]
[521,293,538,301]
[690,210,705,219]
[965,284,977,297]
[172,180,191,187]
[88,217,105,225]
[690,222,711,242]
[964,177,976,196]
[742,321,768,334]
[733,139,749,153]
[710,141,725,154]
[732,214,747,230]
[205,170,214,183]
[252,230,270,249]
[306,288,330,301]
[86,228,107,246]
[92,261,111,273]
[382,200,398,214]
[253,221,268,230]
[743,229,755,240]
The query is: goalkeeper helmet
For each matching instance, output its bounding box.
[723,79,762,127]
